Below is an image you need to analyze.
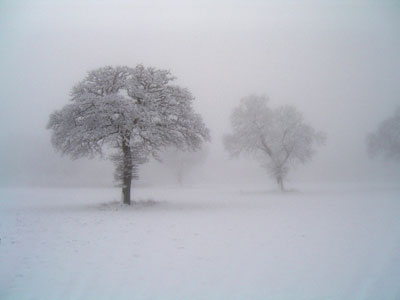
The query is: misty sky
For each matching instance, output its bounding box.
[0,0,399,187]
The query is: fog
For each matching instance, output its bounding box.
[1,0,399,187]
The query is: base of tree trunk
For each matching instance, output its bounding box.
[122,186,131,205]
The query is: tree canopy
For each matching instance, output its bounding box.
[224,95,325,191]
[367,107,400,162]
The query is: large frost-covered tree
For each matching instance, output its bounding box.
[224,95,325,191]
[367,107,400,161]
[48,65,210,204]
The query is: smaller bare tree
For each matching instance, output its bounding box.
[160,146,208,185]
[367,107,400,161]
[224,95,326,191]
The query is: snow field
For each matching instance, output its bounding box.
[0,184,399,300]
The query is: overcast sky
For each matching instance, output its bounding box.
[0,0,399,187]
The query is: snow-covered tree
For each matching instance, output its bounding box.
[367,107,400,162]
[224,95,325,191]
[47,65,210,204]
[160,146,208,185]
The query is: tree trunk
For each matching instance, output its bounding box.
[277,176,284,192]
[122,138,132,205]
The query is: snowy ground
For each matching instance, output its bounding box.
[1,183,399,300]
